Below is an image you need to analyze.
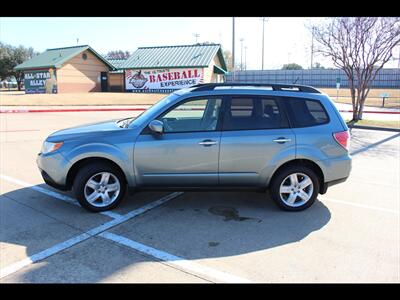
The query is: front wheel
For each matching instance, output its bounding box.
[270,166,320,211]
[73,162,126,212]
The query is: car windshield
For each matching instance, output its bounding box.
[127,93,180,127]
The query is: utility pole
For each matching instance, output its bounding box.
[240,38,244,71]
[232,17,236,81]
[261,17,268,70]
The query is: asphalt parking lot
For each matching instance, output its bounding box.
[0,110,399,283]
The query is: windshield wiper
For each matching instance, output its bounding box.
[117,117,134,128]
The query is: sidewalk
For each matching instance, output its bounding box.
[334,103,400,121]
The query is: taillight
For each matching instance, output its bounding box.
[333,130,350,151]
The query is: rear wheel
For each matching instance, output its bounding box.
[73,162,126,212]
[270,165,319,211]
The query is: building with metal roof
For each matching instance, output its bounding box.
[117,43,227,93]
[14,45,115,93]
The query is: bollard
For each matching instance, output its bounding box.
[382,97,386,108]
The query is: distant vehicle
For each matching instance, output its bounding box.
[37,83,352,212]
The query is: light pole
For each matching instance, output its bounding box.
[261,17,268,70]
[310,26,315,69]
[193,33,200,44]
[244,46,248,70]
[240,38,244,71]
[232,17,236,80]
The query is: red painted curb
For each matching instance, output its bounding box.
[339,110,400,114]
[0,107,399,114]
[0,108,147,113]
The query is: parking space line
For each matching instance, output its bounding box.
[0,192,184,280]
[99,232,252,283]
[0,174,121,219]
[0,232,91,279]
[320,196,399,215]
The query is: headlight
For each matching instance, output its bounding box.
[41,141,63,154]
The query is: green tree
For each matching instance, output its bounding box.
[282,63,303,70]
[0,42,13,81]
[0,42,39,90]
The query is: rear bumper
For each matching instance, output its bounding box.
[320,176,348,194]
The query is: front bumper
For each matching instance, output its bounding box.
[37,151,71,190]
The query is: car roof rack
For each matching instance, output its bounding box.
[190,83,321,94]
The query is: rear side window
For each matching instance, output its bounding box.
[286,98,329,127]
[223,96,289,130]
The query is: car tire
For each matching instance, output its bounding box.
[73,162,126,212]
[270,165,320,212]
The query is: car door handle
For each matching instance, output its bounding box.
[198,139,218,146]
[273,137,292,143]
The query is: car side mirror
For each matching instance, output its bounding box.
[148,120,164,134]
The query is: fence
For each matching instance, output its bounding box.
[225,68,400,89]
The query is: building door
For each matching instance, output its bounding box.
[100,72,108,92]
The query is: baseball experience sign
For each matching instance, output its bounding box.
[125,68,204,93]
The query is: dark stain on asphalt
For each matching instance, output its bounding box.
[208,206,261,222]
[208,241,220,247]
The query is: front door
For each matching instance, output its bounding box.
[134,97,223,187]
[100,72,108,92]
[219,96,296,186]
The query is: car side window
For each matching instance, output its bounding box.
[157,98,222,133]
[223,96,288,131]
[285,98,329,127]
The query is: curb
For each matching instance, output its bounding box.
[348,124,400,132]
[339,110,400,115]
[0,108,147,113]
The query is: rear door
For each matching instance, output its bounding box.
[219,95,296,186]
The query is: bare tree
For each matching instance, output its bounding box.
[106,50,131,60]
[223,50,233,72]
[311,17,400,122]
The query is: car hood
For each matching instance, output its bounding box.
[47,119,125,141]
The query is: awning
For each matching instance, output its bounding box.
[213,65,227,75]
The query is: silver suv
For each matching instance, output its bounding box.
[37,83,352,212]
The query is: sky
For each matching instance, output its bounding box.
[1,17,399,70]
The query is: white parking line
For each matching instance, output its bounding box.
[99,232,252,283]
[0,192,184,279]
[0,174,121,219]
[320,196,399,215]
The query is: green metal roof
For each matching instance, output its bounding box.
[119,44,227,71]
[106,58,127,74]
[14,45,115,71]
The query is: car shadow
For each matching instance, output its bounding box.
[349,130,400,158]
[0,186,331,283]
